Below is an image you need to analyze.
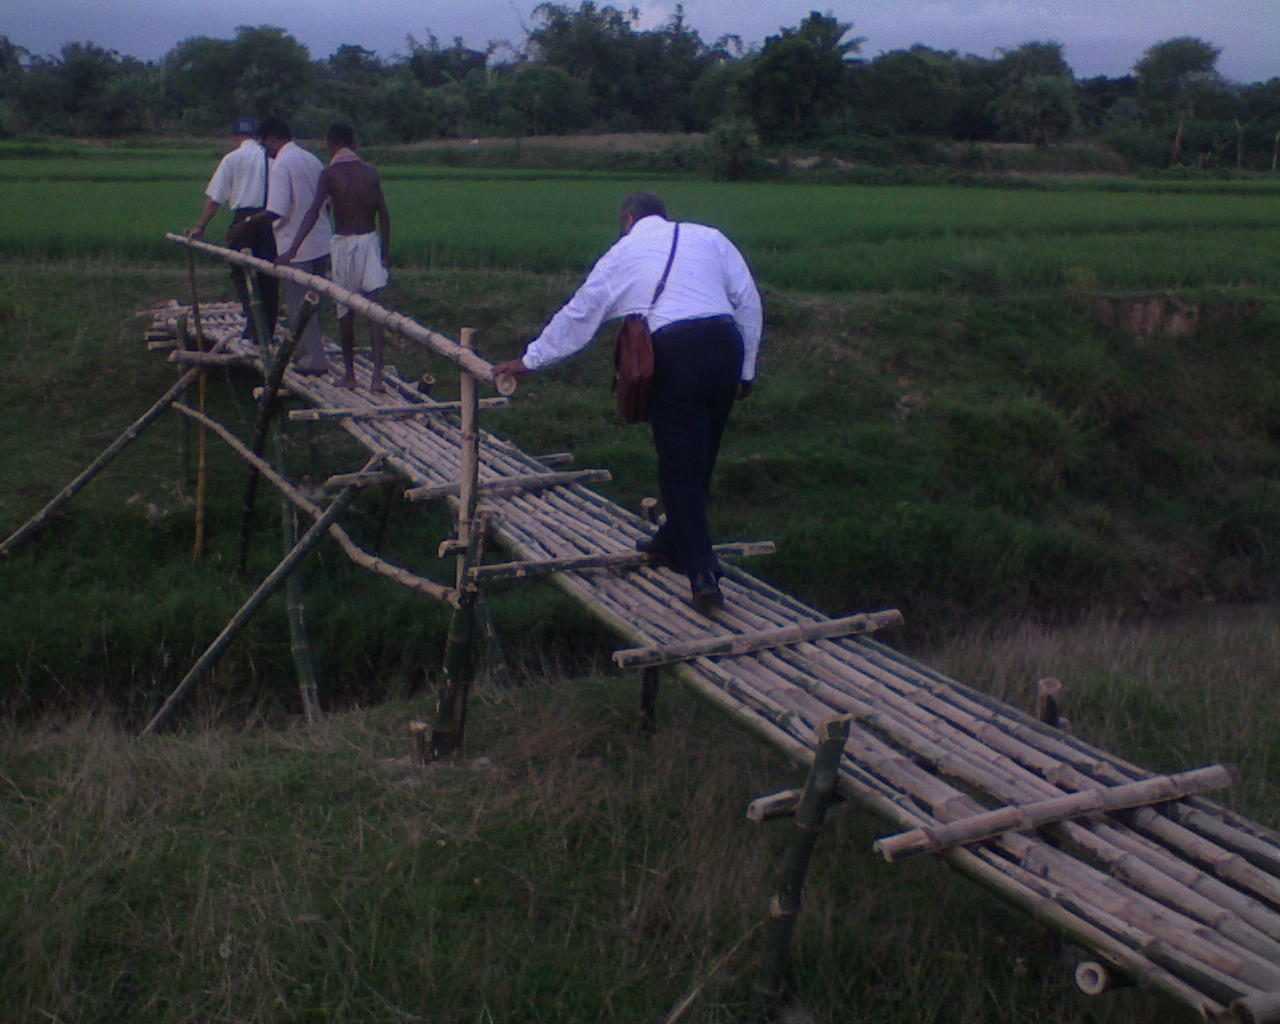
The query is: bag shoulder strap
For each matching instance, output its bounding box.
[649,223,680,310]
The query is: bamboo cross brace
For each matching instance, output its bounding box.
[873,763,1237,862]
[289,398,510,421]
[166,233,517,395]
[167,349,246,367]
[405,469,612,502]
[2,367,200,556]
[170,402,457,605]
[139,459,377,736]
[612,609,904,670]
[321,470,402,490]
[470,540,777,582]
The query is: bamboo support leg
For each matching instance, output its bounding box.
[756,715,853,1007]
[240,258,274,348]
[140,473,366,736]
[429,331,483,760]
[430,513,490,758]
[641,667,660,734]
[274,413,322,724]
[2,368,200,556]
[237,293,319,575]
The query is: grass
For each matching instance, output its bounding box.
[4,148,1280,1021]
[6,605,1279,1023]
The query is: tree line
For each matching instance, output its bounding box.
[3,3,1279,172]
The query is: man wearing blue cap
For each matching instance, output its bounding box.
[186,117,278,341]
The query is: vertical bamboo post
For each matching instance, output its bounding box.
[1036,677,1064,729]
[641,666,660,734]
[756,714,852,1006]
[430,329,482,760]
[186,246,210,561]
[240,257,275,349]
[237,293,319,576]
[273,410,322,724]
[140,474,366,736]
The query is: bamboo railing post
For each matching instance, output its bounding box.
[2,368,201,556]
[140,471,366,736]
[430,330,483,760]
[186,248,211,561]
[1036,676,1064,729]
[273,408,322,724]
[239,254,274,348]
[237,292,319,576]
[756,714,853,1007]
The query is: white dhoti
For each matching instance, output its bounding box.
[330,232,388,317]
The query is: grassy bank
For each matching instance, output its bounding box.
[5,605,1278,1024]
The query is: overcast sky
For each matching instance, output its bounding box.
[3,0,1277,83]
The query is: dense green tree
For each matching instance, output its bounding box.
[742,11,862,142]
[1135,36,1229,163]
[990,42,1077,145]
[494,65,592,135]
[404,34,488,88]
[860,46,962,137]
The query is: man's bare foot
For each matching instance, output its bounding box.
[370,371,386,394]
[336,374,357,389]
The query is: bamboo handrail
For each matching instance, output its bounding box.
[166,233,517,395]
[170,401,456,606]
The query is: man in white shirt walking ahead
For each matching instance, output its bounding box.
[496,191,763,614]
[237,116,333,374]
[185,117,277,341]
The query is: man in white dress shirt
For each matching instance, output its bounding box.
[185,117,277,340]
[495,191,763,614]
[236,116,332,374]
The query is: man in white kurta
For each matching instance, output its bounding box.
[245,117,333,373]
[185,117,276,340]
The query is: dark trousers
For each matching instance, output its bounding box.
[229,207,278,341]
[648,316,743,578]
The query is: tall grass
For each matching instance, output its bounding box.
[6,605,1270,1023]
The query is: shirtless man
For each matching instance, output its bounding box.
[278,122,392,391]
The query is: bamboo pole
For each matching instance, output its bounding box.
[140,460,373,736]
[756,715,853,1003]
[874,764,1236,862]
[170,401,455,605]
[273,411,322,724]
[470,540,776,582]
[2,368,200,556]
[167,233,517,396]
[404,468,612,502]
[613,610,904,671]
[288,398,509,421]
[237,293,319,576]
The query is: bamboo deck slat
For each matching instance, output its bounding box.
[144,298,1280,1022]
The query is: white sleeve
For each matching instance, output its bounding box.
[204,154,233,205]
[720,236,763,381]
[522,248,623,371]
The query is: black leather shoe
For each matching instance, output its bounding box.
[690,570,723,614]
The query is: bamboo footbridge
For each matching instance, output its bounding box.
[9,237,1280,1022]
